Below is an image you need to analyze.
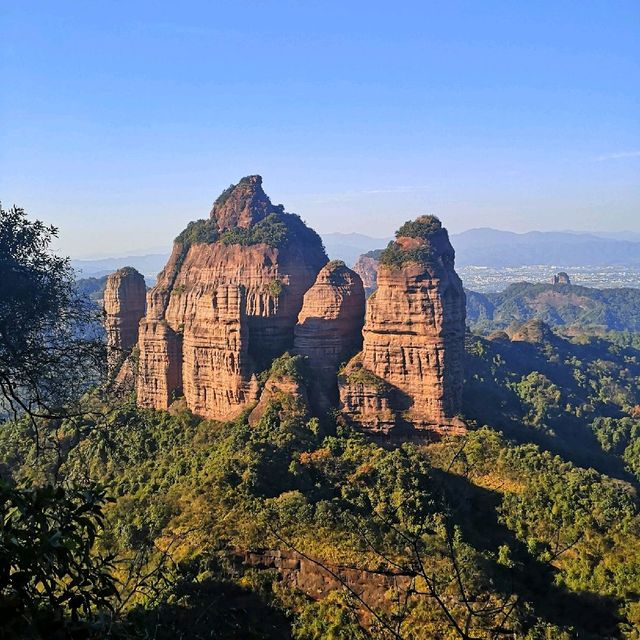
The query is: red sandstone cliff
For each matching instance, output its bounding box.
[339,216,466,433]
[103,267,146,370]
[353,252,381,297]
[136,176,327,419]
[293,261,365,413]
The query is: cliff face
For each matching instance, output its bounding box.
[103,267,146,369]
[293,261,365,413]
[353,251,381,297]
[339,216,466,433]
[209,174,279,232]
[136,176,327,419]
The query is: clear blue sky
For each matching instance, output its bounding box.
[1,1,638,258]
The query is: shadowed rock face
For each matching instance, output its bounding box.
[103,267,146,369]
[353,252,380,297]
[293,261,365,413]
[340,217,466,433]
[136,176,327,419]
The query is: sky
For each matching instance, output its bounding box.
[1,1,638,258]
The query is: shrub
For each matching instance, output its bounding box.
[175,219,218,246]
[378,239,437,268]
[395,214,442,239]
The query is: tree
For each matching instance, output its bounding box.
[0,205,105,438]
[0,482,117,639]
[0,205,117,638]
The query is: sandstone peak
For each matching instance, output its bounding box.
[353,250,382,297]
[209,174,282,232]
[137,176,327,420]
[340,214,466,434]
[378,215,455,270]
[103,266,146,372]
[552,271,571,285]
[294,260,365,414]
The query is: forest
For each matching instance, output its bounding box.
[2,205,640,639]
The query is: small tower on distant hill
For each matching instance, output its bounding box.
[552,272,571,285]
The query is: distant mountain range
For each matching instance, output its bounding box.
[71,254,169,283]
[321,232,392,265]
[451,228,640,268]
[323,229,640,268]
[71,228,640,281]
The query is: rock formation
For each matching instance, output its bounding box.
[353,250,381,297]
[136,176,327,419]
[293,261,365,414]
[248,363,309,427]
[103,267,146,370]
[509,318,554,344]
[552,271,571,285]
[339,215,466,433]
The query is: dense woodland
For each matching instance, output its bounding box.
[467,283,640,334]
[2,206,640,639]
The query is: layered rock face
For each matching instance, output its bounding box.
[353,251,381,297]
[103,267,146,369]
[293,261,365,413]
[137,319,183,409]
[340,216,466,433]
[136,176,327,419]
[182,284,259,421]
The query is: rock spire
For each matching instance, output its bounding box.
[339,215,466,433]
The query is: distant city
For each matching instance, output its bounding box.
[459,265,640,292]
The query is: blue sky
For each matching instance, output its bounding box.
[1,1,638,258]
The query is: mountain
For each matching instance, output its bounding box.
[321,232,391,266]
[71,254,169,282]
[466,282,640,332]
[70,232,389,280]
[324,228,640,269]
[450,228,640,267]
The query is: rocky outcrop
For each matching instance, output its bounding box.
[182,284,260,421]
[552,271,571,285]
[136,176,327,419]
[293,261,365,413]
[209,174,279,232]
[248,368,309,427]
[339,216,466,433]
[103,267,146,370]
[353,250,381,297]
[338,355,397,433]
[509,318,554,344]
[137,319,183,410]
[237,548,411,612]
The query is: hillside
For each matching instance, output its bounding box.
[467,282,640,333]
[3,323,640,638]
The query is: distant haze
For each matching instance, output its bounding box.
[71,229,640,286]
[2,3,638,257]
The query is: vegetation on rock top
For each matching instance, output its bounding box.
[378,215,447,268]
[174,218,219,247]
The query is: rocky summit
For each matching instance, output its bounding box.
[103,266,146,371]
[130,179,466,435]
[136,176,327,420]
[293,260,365,414]
[339,215,466,433]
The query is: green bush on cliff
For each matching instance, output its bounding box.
[220,212,325,252]
[261,352,309,384]
[175,218,219,246]
[378,215,444,268]
[395,214,442,239]
[378,239,437,268]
